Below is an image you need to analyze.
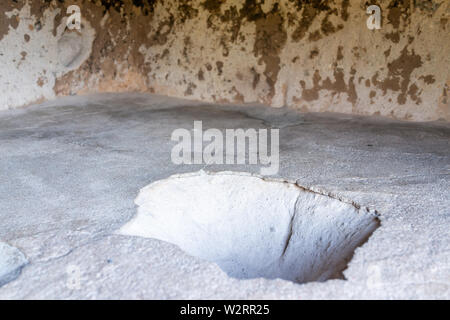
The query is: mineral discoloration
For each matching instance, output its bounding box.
[0,242,28,288]
[371,46,423,105]
[299,68,358,105]
[0,0,448,121]
[252,5,287,102]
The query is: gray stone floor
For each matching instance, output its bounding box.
[0,93,448,299]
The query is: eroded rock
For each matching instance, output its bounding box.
[0,242,28,288]
[120,171,380,284]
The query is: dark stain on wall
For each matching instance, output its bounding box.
[178,0,199,23]
[291,0,345,42]
[0,1,18,42]
[1,0,447,120]
[99,0,157,15]
[202,0,224,13]
[385,31,400,43]
[371,45,423,104]
[216,61,224,75]
[185,82,196,96]
[414,0,442,14]
[384,0,419,43]
[149,15,175,46]
[341,0,350,21]
[299,67,358,105]
[202,0,288,101]
[198,68,204,81]
[419,75,435,84]
[440,18,448,30]
[54,0,161,95]
[337,46,344,60]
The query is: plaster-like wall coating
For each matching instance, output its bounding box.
[0,0,449,121]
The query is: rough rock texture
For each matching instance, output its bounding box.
[0,0,449,121]
[0,93,448,299]
[120,171,380,284]
[0,242,28,287]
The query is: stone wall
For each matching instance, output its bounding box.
[0,0,448,121]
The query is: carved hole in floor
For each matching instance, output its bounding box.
[120,171,380,284]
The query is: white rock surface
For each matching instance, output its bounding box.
[121,171,379,283]
[0,93,448,299]
[0,242,28,287]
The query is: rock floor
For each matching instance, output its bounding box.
[0,93,448,299]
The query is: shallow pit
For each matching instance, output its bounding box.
[120,171,380,284]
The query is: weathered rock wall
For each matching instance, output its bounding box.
[0,0,449,121]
